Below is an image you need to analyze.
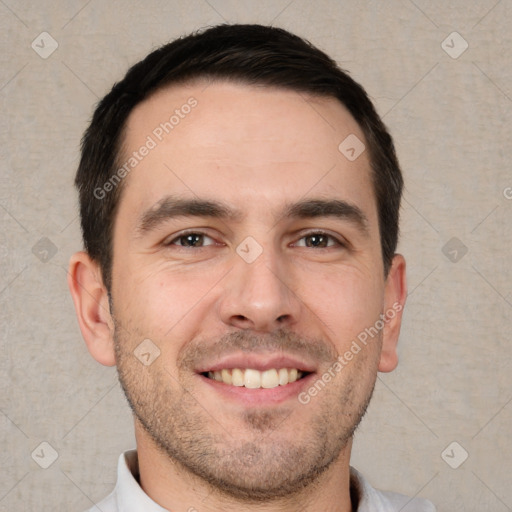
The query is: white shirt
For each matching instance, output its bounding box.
[85,450,436,512]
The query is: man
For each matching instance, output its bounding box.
[68,24,435,512]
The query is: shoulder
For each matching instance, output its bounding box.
[350,466,436,512]
[81,451,131,512]
[82,450,169,512]
[83,490,117,512]
[379,489,436,511]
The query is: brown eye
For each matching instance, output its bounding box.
[295,232,341,248]
[167,233,215,247]
[178,234,204,247]
[304,234,329,248]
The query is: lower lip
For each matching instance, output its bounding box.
[198,373,316,406]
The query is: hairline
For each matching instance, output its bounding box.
[104,76,386,288]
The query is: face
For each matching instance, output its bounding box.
[108,81,401,500]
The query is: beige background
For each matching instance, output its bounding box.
[1,1,511,511]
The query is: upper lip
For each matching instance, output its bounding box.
[195,353,317,374]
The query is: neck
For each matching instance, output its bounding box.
[133,420,354,512]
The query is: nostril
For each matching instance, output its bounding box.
[228,315,254,329]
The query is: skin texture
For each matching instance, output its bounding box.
[68,81,407,512]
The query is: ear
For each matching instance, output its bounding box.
[67,251,116,366]
[378,254,407,373]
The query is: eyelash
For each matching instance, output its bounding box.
[293,231,345,248]
[164,230,346,249]
[164,231,218,248]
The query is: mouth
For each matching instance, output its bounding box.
[195,353,317,404]
[202,367,310,389]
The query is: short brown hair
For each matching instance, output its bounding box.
[75,24,403,290]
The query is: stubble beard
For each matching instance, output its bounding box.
[114,325,378,502]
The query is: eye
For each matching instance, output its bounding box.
[295,232,343,248]
[166,232,217,248]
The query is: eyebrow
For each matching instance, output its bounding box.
[281,198,369,235]
[135,196,369,237]
[135,196,243,235]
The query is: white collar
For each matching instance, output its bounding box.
[96,450,434,512]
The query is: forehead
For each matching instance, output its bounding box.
[117,80,376,226]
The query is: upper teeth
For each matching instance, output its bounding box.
[207,368,303,389]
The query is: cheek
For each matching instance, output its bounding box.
[113,259,225,341]
[294,263,384,345]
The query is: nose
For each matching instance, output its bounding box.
[218,248,301,332]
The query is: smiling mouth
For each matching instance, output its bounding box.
[203,368,310,389]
